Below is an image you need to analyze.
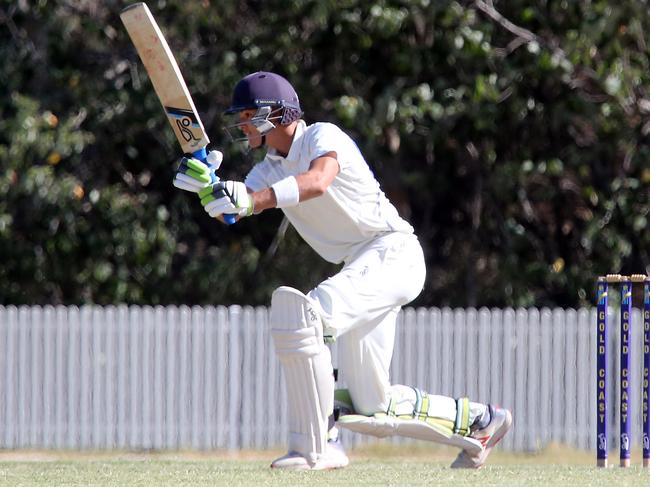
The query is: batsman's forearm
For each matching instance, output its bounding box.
[252,169,332,214]
[251,188,278,214]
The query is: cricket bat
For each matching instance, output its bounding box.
[120,2,235,224]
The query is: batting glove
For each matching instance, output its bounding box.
[172,150,223,193]
[199,181,254,218]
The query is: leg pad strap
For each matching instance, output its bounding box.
[272,327,320,357]
[455,397,471,437]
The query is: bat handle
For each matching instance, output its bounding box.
[192,147,236,225]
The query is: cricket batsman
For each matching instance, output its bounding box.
[173,71,513,469]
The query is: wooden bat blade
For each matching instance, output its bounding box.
[120,2,209,154]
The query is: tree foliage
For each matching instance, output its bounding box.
[1,0,649,307]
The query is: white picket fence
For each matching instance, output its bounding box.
[0,305,646,453]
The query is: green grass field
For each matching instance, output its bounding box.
[1,445,649,487]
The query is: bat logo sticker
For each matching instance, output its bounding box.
[165,106,201,143]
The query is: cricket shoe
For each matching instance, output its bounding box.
[450,405,512,469]
[270,438,349,470]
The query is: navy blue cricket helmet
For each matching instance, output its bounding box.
[224,72,302,130]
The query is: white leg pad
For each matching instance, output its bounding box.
[271,286,334,465]
[337,385,483,455]
[337,414,483,455]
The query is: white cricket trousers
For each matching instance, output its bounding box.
[308,232,426,415]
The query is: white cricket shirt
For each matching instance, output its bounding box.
[245,120,413,264]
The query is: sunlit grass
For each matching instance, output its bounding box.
[0,444,648,487]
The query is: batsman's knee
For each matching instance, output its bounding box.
[270,286,325,356]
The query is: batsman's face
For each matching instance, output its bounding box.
[238,109,264,149]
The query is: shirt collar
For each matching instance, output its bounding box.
[265,120,306,164]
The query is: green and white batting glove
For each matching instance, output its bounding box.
[199,180,254,218]
[172,150,223,193]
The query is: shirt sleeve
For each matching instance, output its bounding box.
[305,123,351,171]
[244,161,270,192]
